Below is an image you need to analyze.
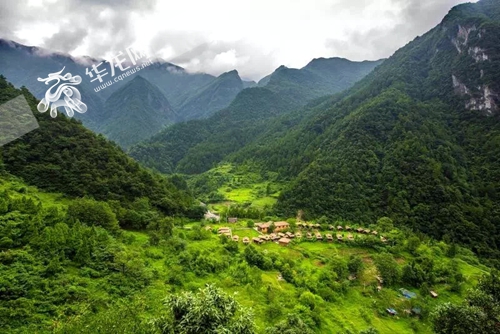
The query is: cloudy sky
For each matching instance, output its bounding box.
[0,0,476,80]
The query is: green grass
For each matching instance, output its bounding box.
[126,221,489,334]
[188,163,283,209]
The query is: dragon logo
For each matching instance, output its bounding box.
[37,67,87,118]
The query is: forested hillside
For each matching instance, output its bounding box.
[223,0,500,264]
[0,75,198,217]
[97,76,177,148]
[130,58,383,174]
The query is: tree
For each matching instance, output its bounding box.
[377,217,394,232]
[348,255,364,276]
[432,271,500,334]
[431,303,485,334]
[67,198,119,232]
[266,313,314,334]
[373,253,400,286]
[156,284,256,334]
[406,236,421,254]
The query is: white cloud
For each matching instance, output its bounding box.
[0,0,476,80]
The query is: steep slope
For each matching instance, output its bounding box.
[130,58,382,174]
[176,70,244,121]
[0,75,196,215]
[234,0,500,262]
[0,41,243,135]
[130,87,298,174]
[262,58,384,104]
[98,76,176,149]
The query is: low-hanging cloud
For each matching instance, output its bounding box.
[0,0,475,81]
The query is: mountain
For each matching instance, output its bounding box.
[0,75,197,215]
[97,76,176,148]
[130,57,383,174]
[176,70,244,121]
[263,58,384,104]
[224,0,500,263]
[0,40,244,136]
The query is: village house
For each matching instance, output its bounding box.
[326,234,333,242]
[348,233,354,241]
[306,232,313,240]
[337,234,343,241]
[242,237,250,245]
[356,227,364,233]
[346,226,352,231]
[255,221,290,233]
[316,233,323,241]
[228,217,238,223]
[295,232,302,238]
[329,225,334,230]
[372,230,378,235]
[252,237,263,244]
[232,235,239,242]
[274,221,290,232]
[218,227,231,236]
[279,237,291,246]
[337,225,343,231]
[430,291,438,298]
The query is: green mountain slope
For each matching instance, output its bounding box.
[0,75,196,215]
[232,0,500,262]
[130,58,382,174]
[263,58,384,104]
[97,76,177,149]
[177,70,244,121]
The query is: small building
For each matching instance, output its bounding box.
[387,308,397,316]
[315,233,323,241]
[274,221,290,232]
[347,233,354,241]
[346,226,352,231]
[285,232,295,238]
[326,234,333,242]
[252,237,263,244]
[261,235,270,241]
[314,224,321,229]
[306,232,313,240]
[295,232,302,238]
[232,235,239,242]
[376,275,384,284]
[364,229,371,234]
[204,226,212,231]
[278,232,285,238]
[371,230,378,236]
[218,227,231,234]
[337,225,343,231]
[336,234,343,241]
[242,237,250,245]
[329,225,334,230]
[228,217,238,223]
[380,236,388,243]
[307,223,314,229]
[279,237,291,246]
[399,288,417,299]
[255,222,272,233]
[356,227,364,233]
[430,291,438,298]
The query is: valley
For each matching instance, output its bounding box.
[1,0,500,333]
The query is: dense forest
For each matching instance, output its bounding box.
[133,0,500,266]
[129,58,382,175]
